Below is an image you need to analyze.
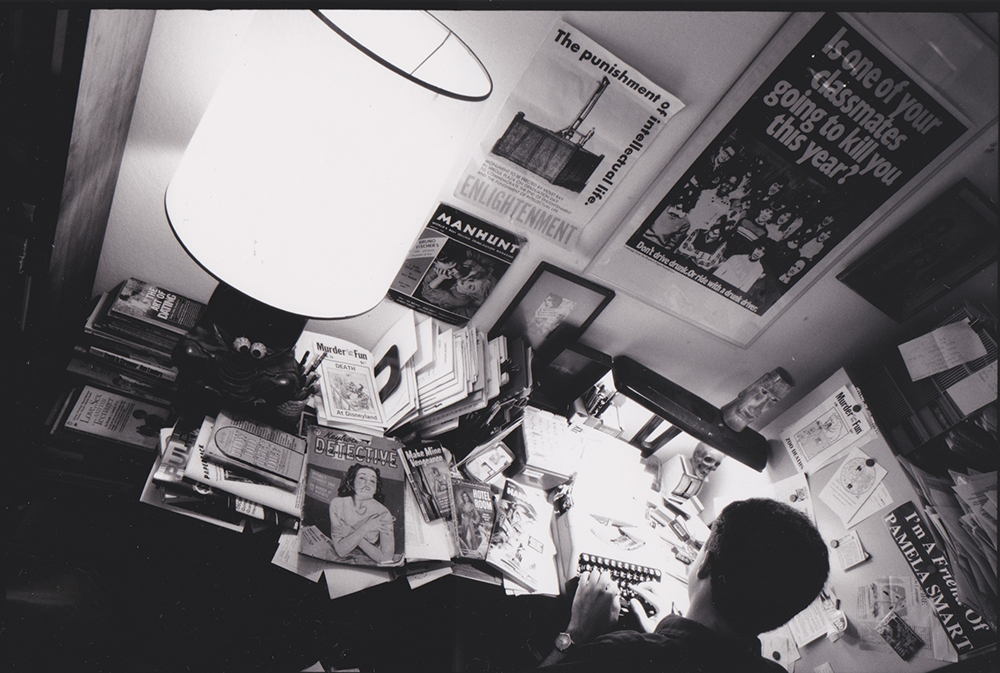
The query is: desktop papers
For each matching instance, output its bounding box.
[898,320,988,381]
[781,385,874,474]
[817,446,888,528]
[830,529,869,571]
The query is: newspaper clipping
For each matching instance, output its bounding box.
[453,21,683,250]
[389,203,523,326]
[624,13,966,315]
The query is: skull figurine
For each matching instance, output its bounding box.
[691,442,726,479]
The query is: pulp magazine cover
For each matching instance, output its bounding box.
[485,479,551,590]
[398,443,454,523]
[299,425,406,568]
[107,277,206,335]
[388,203,524,326]
[452,476,495,560]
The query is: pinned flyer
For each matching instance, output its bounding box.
[818,447,887,528]
[782,385,874,474]
[830,529,869,571]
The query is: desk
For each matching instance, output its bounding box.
[762,369,963,673]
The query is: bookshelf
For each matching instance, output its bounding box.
[849,304,998,476]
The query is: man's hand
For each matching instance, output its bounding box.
[629,582,672,633]
[566,569,621,645]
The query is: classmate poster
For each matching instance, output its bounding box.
[452,20,683,250]
[622,13,965,317]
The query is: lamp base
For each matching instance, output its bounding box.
[172,283,308,423]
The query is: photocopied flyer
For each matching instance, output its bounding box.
[782,384,874,474]
[818,446,888,528]
[453,19,683,250]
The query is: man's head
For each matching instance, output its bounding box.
[694,498,829,635]
[750,244,767,261]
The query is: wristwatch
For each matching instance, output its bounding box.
[554,632,574,652]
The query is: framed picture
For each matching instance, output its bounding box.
[529,341,613,416]
[586,12,979,348]
[489,262,614,371]
[837,179,998,322]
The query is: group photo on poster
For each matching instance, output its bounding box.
[624,13,966,316]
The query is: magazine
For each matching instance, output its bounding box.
[452,477,495,560]
[298,425,406,568]
[204,409,307,491]
[108,277,206,335]
[485,479,552,590]
[388,203,524,326]
[398,443,454,523]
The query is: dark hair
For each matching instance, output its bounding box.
[706,498,829,635]
[338,463,385,504]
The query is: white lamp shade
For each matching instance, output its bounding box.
[165,10,491,318]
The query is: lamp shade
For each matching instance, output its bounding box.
[165,10,491,318]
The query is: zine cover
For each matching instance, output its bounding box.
[388,203,524,326]
[299,425,406,568]
[108,277,206,334]
[452,477,495,560]
[398,443,454,523]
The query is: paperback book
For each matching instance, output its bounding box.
[299,425,406,568]
[108,277,206,336]
[452,476,495,560]
[53,384,172,452]
[398,443,454,523]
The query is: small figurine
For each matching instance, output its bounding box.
[691,442,726,479]
[172,284,309,420]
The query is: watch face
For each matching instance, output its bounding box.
[555,632,573,651]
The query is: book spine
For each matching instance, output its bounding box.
[88,346,178,381]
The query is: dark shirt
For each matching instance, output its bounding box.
[540,615,786,673]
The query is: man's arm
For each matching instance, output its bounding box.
[538,569,620,668]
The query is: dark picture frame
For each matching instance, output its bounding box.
[489,262,615,371]
[837,179,998,322]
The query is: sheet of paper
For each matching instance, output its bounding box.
[898,320,988,381]
[814,663,835,673]
[945,361,998,415]
[831,529,869,571]
[759,625,800,673]
[323,565,392,601]
[770,472,817,524]
[270,531,326,582]
[403,485,456,562]
[786,594,833,648]
[781,385,874,474]
[818,447,888,527]
[406,565,453,589]
[846,481,893,528]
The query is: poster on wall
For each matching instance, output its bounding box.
[451,19,684,250]
[587,13,970,347]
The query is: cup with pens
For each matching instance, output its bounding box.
[275,350,326,422]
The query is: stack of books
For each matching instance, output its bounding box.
[72,278,207,403]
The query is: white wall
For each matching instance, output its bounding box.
[95,9,998,431]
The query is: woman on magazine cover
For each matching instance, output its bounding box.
[328,463,396,564]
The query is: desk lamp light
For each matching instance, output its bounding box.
[165,10,491,416]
